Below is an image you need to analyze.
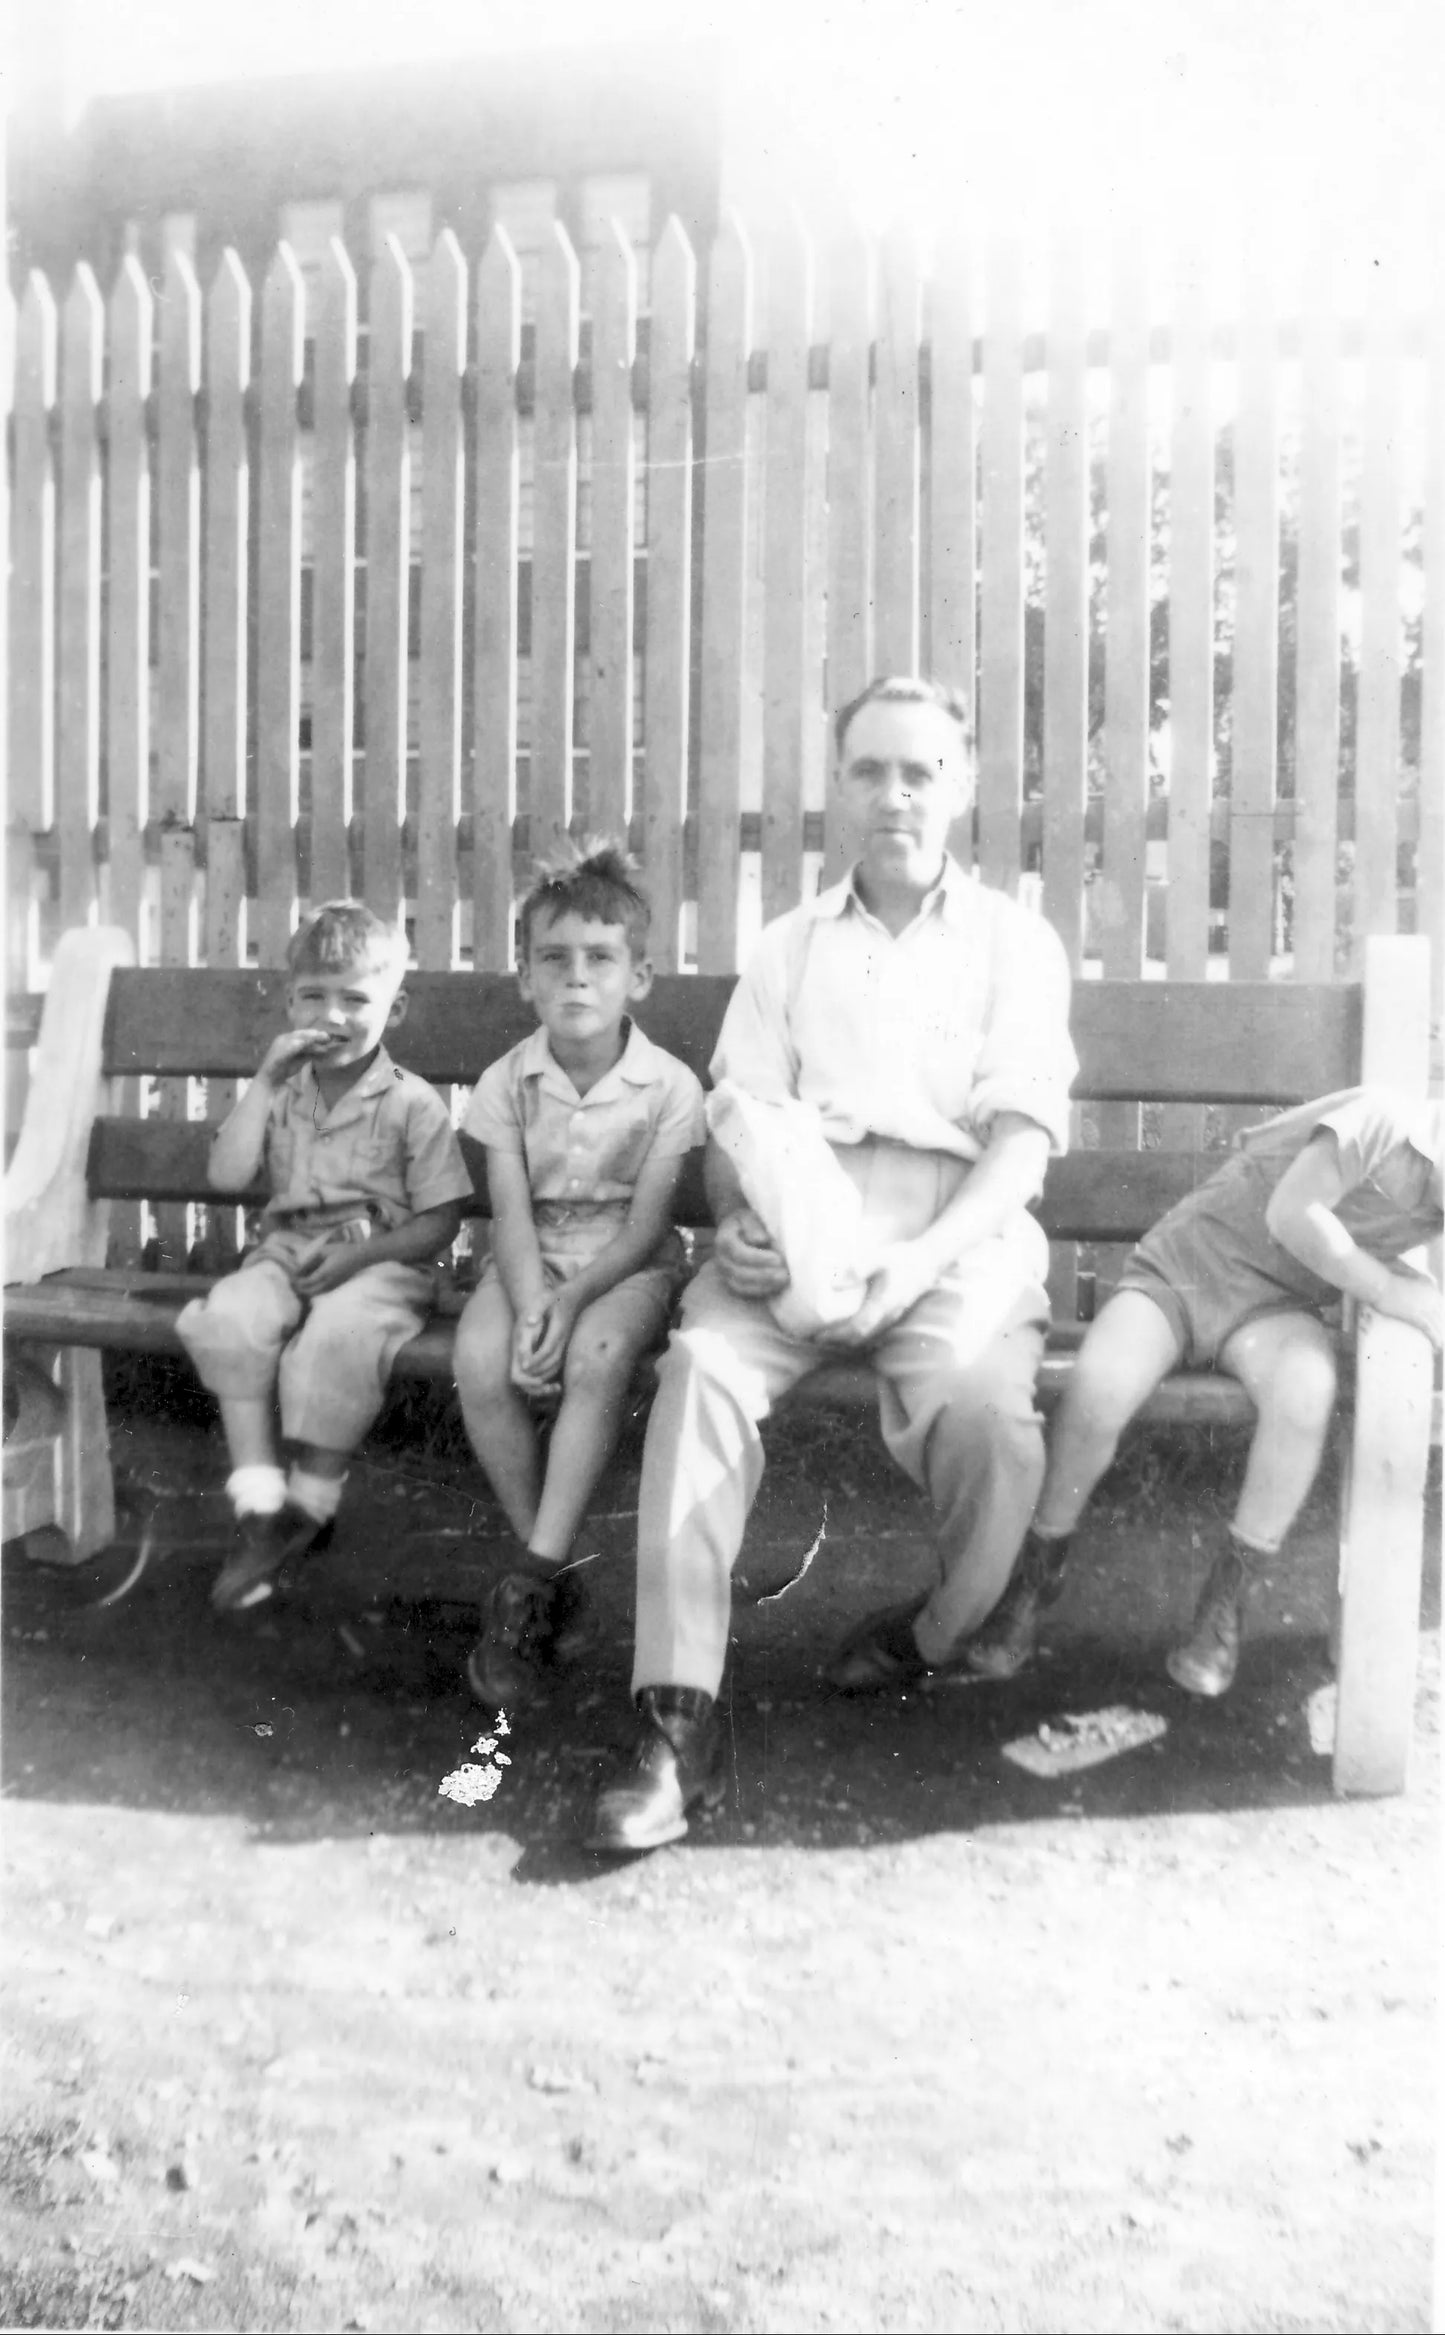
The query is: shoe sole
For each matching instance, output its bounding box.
[466,1646,548,1711]
[1165,1649,1236,1697]
[586,1775,725,1857]
[212,1574,278,1616]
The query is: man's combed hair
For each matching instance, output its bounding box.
[834,675,975,759]
[286,900,410,983]
[518,836,652,960]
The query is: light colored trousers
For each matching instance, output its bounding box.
[633,1139,1051,1698]
[177,1231,436,1451]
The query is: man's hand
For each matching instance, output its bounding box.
[289,1239,367,1299]
[257,1027,337,1084]
[714,1208,790,1300]
[814,1241,940,1349]
[1371,1265,1444,1352]
[511,1287,578,1394]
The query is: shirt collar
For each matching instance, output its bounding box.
[293,1043,399,1111]
[518,1018,660,1097]
[811,853,973,928]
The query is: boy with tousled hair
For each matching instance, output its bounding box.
[455,839,705,1713]
[177,900,472,1615]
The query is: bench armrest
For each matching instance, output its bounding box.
[5,926,134,1285]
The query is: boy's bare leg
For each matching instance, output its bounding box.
[1033,1289,1184,1534]
[1167,1307,1338,1697]
[528,1280,672,1560]
[453,1279,543,1543]
[955,1288,1186,1680]
[217,1394,282,1474]
[1219,1309,1337,1550]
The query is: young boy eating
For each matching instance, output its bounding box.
[177,901,473,1615]
[454,841,705,1713]
[966,1087,1443,1695]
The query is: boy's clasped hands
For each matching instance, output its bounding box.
[510,1286,579,1398]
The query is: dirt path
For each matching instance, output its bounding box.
[2,1404,1438,2332]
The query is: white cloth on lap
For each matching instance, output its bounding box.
[707,1079,879,1337]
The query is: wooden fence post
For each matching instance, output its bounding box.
[417,230,467,969]
[529,221,581,870]
[256,244,305,964]
[310,236,358,905]
[641,216,696,970]
[471,226,521,970]
[695,211,753,973]
[361,234,412,924]
[57,267,103,931]
[587,218,638,849]
[760,209,814,924]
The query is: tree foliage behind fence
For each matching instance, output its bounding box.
[6,209,1443,1002]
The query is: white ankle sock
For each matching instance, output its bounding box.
[227,1465,288,1519]
[287,1468,345,1525]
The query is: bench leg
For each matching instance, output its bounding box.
[1332,1311,1435,1797]
[1,1345,116,1564]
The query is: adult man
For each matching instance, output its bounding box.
[588,677,1077,1854]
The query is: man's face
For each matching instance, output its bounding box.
[518,910,652,1044]
[285,964,405,1067]
[835,697,973,892]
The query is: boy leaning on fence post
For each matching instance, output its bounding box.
[966,1088,1444,1696]
[453,841,706,1716]
[176,901,473,1616]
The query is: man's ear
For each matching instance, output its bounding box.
[628,954,655,1003]
[387,987,409,1027]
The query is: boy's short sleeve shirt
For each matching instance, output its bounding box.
[261,1046,473,1232]
[463,1021,705,1204]
[1238,1086,1443,1258]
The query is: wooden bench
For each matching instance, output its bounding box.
[4,926,1437,1795]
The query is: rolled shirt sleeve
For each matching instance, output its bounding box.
[966,903,1076,1154]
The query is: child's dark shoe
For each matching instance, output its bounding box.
[466,1562,590,1713]
[212,1505,336,1616]
[962,1530,1072,1681]
[1166,1543,1249,1697]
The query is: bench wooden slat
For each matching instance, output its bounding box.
[2,1268,1259,1427]
[84,1117,1220,1249]
[99,968,1362,1104]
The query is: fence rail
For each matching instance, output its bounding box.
[6,210,1442,999]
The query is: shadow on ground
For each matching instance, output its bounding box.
[6,1385,1439,1883]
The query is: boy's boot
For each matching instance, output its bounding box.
[962,1529,1073,1681]
[467,1559,590,1713]
[586,1687,725,1854]
[1166,1535,1251,1697]
[212,1506,336,1617]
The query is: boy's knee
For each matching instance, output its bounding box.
[563,1324,642,1400]
[1264,1339,1338,1433]
[1061,1351,1145,1443]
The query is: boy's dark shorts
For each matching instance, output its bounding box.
[1116,1171,1334,1370]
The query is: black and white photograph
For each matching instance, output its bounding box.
[2,1,1441,2327]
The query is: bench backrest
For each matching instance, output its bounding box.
[87,966,1367,1246]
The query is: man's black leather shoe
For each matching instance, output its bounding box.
[586,1686,725,1853]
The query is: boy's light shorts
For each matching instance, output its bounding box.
[1116,1162,1336,1369]
[477,1200,687,1313]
